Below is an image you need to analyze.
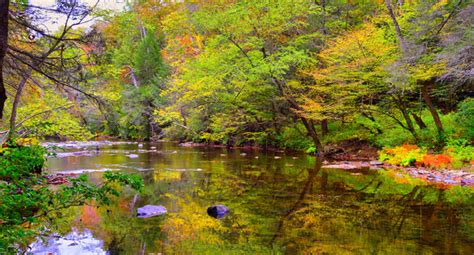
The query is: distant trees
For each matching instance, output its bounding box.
[3,0,470,150]
[153,0,472,152]
[87,5,169,140]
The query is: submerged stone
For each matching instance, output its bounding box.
[461,179,474,186]
[207,205,229,219]
[137,205,167,218]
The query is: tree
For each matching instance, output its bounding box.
[0,0,9,119]
[383,0,474,144]
[162,0,333,152]
[1,0,104,141]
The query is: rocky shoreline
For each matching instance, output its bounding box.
[323,161,474,187]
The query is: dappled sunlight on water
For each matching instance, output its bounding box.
[31,142,474,254]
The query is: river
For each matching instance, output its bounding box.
[29,141,474,254]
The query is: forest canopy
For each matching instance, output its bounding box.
[0,0,472,153]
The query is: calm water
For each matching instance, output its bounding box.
[30,142,474,254]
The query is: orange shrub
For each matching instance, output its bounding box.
[380,144,425,166]
[422,154,452,169]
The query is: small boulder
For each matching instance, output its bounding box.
[137,205,167,218]
[443,179,458,185]
[461,179,474,186]
[207,205,229,219]
[127,154,139,158]
[369,161,384,166]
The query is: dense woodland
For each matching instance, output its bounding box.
[2,0,473,154]
[0,0,473,251]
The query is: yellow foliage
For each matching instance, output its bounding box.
[161,194,226,251]
[16,137,40,146]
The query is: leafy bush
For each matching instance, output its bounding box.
[445,138,474,168]
[379,144,425,167]
[0,141,46,180]
[454,98,474,141]
[278,126,312,151]
[379,141,473,169]
[0,141,143,252]
[422,154,452,169]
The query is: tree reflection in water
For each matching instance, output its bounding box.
[36,142,473,254]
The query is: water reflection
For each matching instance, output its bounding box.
[29,229,105,254]
[33,142,474,254]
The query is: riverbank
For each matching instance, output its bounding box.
[322,161,474,187]
[179,140,473,187]
[42,140,473,187]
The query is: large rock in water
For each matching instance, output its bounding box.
[137,205,167,218]
[207,205,229,219]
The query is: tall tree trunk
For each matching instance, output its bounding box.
[9,68,32,138]
[385,0,408,53]
[302,118,324,155]
[421,83,444,137]
[411,113,427,129]
[319,0,327,36]
[0,0,9,119]
[321,119,328,136]
[126,66,140,89]
[399,105,418,141]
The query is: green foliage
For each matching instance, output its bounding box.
[135,33,167,83]
[278,126,312,151]
[0,142,143,252]
[305,146,317,155]
[454,98,474,141]
[379,140,473,169]
[0,142,46,180]
[445,138,474,168]
[444,186,474,205]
